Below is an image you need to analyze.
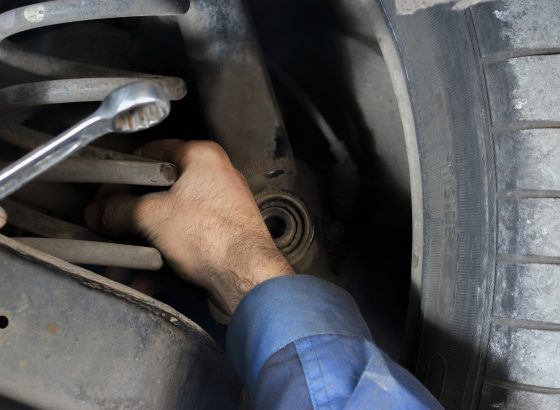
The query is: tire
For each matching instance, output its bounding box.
[376,0,560,408]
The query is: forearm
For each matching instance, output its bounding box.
[226,275,442,409]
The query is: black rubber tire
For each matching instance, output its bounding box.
[378,0,560,408]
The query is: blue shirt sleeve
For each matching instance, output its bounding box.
[226,275,442,409]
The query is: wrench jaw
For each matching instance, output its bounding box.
[112,103,170,134]
[97,81,171,134]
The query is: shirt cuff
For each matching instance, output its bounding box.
[226,274,372,397]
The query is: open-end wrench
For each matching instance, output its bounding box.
[0,81,170,201]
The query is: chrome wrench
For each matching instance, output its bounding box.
[0,81,170,201]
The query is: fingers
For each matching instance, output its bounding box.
[129,273,167,296]
[85,193,153,237]
[0,206,6,229]
[104,268,165,297]
[135,139,185,164]
[104,267,135,284]
[136,139,233,172]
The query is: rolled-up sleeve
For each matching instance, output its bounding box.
[226,275,442,409]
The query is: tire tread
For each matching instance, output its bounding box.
[471,1,560,407]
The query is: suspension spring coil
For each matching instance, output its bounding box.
[0,0,191,270]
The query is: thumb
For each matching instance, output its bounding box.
[85,193,151,237]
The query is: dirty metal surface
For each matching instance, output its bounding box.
[1,199,103,241]
[0,121,155,162]
[13,237,164,270]
[0,235,240,409]
[0,0,190,41]
[178,0,295,192]
[396,0,491,14]
[0,159,179,186]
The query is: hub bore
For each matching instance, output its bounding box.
[257,191,314,264]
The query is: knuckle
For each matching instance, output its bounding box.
[235,169,247,181]
[0,207,7,228]
[101,194,156,234]
[133,196,156,223]
[174,140,231,170]
[101,197,122,230]
[200,140,224,153]
[192,141,229,163]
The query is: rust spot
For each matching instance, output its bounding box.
[47,323,59,335]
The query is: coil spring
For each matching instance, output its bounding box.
[0,0,190,270]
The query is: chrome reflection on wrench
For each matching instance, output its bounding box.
[0,81,170,201]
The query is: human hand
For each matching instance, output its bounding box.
[0,207,6,229]
[85,140,294,315]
